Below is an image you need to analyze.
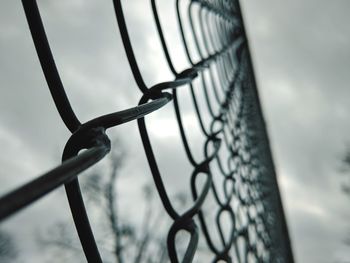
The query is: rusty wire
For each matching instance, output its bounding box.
[0,0,293,262]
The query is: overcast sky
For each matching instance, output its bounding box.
[0,0,350,262]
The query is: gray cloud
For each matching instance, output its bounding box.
[242,0,350,261]
[1,0,350,262]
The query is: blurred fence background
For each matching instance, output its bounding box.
[0,0,293,262]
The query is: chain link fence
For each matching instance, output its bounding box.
[0,0,293,262]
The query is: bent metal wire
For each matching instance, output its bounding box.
[0,0,294,262]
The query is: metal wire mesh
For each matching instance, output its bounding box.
[0,0,293,262]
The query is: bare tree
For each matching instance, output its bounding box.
[39,141,177,263]
[340,149,350,197]
[339,149,350,250]
[0,229,17,263]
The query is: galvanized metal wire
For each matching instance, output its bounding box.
[0,0,293,262]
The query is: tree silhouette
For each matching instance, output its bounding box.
[0,229,17,263]
[338,148,350,251]
[39,140,184,263]
[340,149,350,197]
